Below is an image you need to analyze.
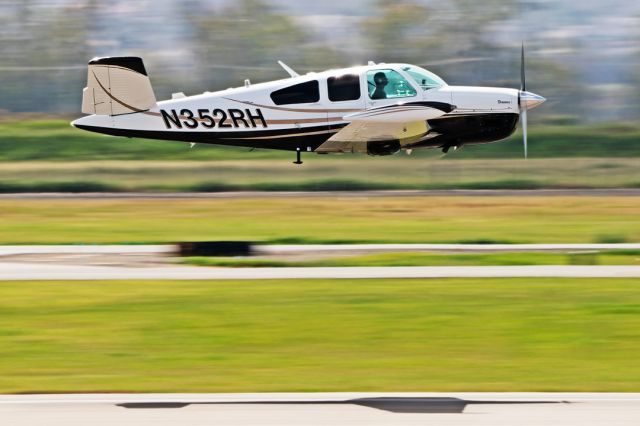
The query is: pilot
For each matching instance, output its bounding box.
[371,72,388,99]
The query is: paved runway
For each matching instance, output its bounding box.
[0,393,638,425]
[0,245,174,256]
[1,262,640,280]
[259,243,640,254]
[2,244,638,280]
[1,243,639,257]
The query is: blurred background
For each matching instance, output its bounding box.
[1,1,640,398]
[3,0,640,120]
[0,0,639,191]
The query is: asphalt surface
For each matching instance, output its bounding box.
[0,245,174,256]
[1,243,639,256]
[2,244,639,280]
[258,243,640,254]
[2,263,640,280]
[0,393,638,426]
[1,189,640,199]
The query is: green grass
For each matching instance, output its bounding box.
[0,120,285,161]
[2,119,640,192]
[0,155,640,192]
[1,196,638,244]
[1,119,640,162]
[2,157,640,193]
[454,122,640,159]
[0,278,639,393]
[183,250,640,268]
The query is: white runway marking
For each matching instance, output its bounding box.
[0,393,638,426]
[0,243,639,257]
[258,243,640,253]
[0,245,174,256]
[1,263,640,280]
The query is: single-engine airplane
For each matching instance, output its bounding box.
[72,47,545,164]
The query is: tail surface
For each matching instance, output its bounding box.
[81,57,157,116]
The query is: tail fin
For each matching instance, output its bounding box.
[81,57,157,116]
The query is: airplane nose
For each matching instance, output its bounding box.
[519,91,546,110]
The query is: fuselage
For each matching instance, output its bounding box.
[72,63,545,154]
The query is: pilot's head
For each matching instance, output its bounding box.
[374,72,388,88]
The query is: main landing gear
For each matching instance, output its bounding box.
[294,148,303,165]
[442,144,459,154]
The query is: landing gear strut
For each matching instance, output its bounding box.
[294,148,303,165]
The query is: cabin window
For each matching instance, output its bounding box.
[367,69,417,100]
[327,74,361,102]
[270,80,320,105]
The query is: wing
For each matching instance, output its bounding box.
[316,101,454,154]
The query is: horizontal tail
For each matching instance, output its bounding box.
[81,57,157,116]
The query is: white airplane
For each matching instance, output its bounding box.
[72,48,545,164]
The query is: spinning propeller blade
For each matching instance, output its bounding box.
[521,43,526,92]
[520,43,528,159]
[522,109,528,159]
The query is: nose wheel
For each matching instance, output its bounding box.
[293,148,303,165]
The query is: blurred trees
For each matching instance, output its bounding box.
[0,1,96,112]
[361,0,515,73]
[360,0,582,121]
[360,1,435,64]
[184,0,345,90]
[0,0,634,123]
[634,15,640,118]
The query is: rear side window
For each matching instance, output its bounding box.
[270,81,320,105]
[328,74,361,102]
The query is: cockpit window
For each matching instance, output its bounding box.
[367,70,417,100]
[402,66,446,90]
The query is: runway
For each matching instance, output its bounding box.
[1,243,639,256]
[258,243,640,254]
[1,244,639,280]
[1,262,640,280]
[0,393,638,425]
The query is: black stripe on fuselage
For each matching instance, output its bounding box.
[373,101,456,114]
[75,112,519,152]
[74,124,348,151]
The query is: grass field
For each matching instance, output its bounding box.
[1,120,640,192]
[0,278,638,393]
[1,158,640,192]
[2,119,640,162]
[183,250,640,268]
[0,196,638,244]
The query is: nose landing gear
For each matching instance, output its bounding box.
[293,148,303,165]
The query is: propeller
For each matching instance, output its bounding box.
[519,43,528,159]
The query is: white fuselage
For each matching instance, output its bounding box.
[73,63,544,153]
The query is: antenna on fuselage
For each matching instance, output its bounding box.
[278,61,300,78]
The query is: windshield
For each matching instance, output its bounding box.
[402,66,447,90]
[367,69,417,100]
